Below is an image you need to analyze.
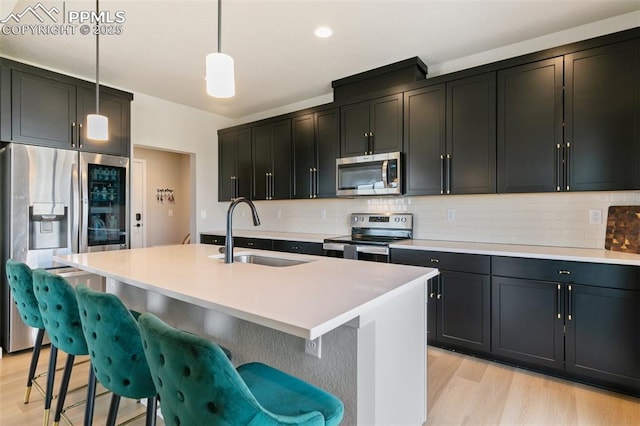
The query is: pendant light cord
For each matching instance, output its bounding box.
[217,0,222,53]
[95,0,100,114]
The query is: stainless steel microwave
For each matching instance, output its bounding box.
[336,152,402,196]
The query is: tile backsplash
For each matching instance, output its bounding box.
[227,191,640,249]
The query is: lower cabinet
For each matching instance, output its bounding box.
[200,234,322,255]
[492,256,640,393]
[390,249,491,353]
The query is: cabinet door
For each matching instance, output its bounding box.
[236,129,252,200]
[252,123,272,200]
[272,240,323,256]
[446,73,496,194]
[292,114,315,199]
[219,132,239,201]
[438,271,491,353]
[404,85,446,195]
[200,234,225,245]
[271,119,292,200]
[234,237,273,250]
[341,100,370,157]
[78,88,131,156]
[491,276,564,370]
[497,58,563,193]
[565,285,640,390]
[11,70,76,148]
[370,93,403,154]
[565,40,640,191]
[315,108,339,198]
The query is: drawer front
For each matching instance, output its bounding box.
[234,237,273,250]
[493,256,639,289]
[272,240,324,256]
[200,234,225,245]
[391,249,490,274]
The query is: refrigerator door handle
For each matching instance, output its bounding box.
[71,161,80,253]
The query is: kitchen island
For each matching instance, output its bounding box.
[56,244,439,426]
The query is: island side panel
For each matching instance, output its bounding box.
[107,279,360,425]
[357,277,428,425]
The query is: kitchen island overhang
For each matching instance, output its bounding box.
[55,244,439,426]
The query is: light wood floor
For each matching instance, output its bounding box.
[1,345,639,425]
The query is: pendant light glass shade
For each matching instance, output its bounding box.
[86,114,109,141]
[206,52,235,98]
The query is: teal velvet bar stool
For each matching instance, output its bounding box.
[138,312,344,426]
[75,284,158,426]
[32,268,96,426]
[5,260,52,404]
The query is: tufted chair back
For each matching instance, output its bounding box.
[32,269,88,356]
[6,259,43,329]
[75,284,156,400]
[138,312,326,426]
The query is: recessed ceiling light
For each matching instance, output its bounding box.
[315,26,333,38]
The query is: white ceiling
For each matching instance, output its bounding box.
[1,0,639,119]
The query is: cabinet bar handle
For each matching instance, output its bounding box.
[265,172,269,200]
[557,284,561,319]
[230,176,236,200]
[436,278,442,299]
[368,132,374,155]
[78,123,83,148]
[313,168,318,198]
[558,270,571,275]
[71,122,77,148]
[556,143,561,191]
[429,258,440,264]
[429,279,435,299]
[364,132,369,155]
[567,284,573,321]
[446,154,452,195]
[309,168,313,199]
[440,155,445,194]
[565,142,570,191]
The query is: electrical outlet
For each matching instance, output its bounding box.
[447,209,456,221]
[589,209,603,225]
[305,337,322,359]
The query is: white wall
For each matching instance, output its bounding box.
[130,92,232,238]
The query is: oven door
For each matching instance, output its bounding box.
[336,152,401,196]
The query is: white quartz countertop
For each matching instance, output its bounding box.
[55,244,438,340]
[391,239,640,266]
[200,230,342,243]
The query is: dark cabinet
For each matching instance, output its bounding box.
[292,108,339,199]
[492,256,640,392]
[6,65,132,157]
[497,57,564,193]
[390,249,491,353]
[218,128,252,201]
[403,84,446,195]
[200,234,225,245]
[272,240,323,256]
[252,119,292,200]
[341,93,402,157]
[565,40,640,191]
[445,72,496,194]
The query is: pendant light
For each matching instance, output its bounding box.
[206,0,235,98]
[86,0,108,140]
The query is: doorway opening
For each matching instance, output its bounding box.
[132,146,195,248]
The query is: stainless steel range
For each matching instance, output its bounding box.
[323,213,413,262]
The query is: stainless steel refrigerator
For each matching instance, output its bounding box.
[1,143,130,353]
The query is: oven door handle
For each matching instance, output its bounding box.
[381,160,388,188]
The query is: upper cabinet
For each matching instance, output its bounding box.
[1,60,132,157]
[498,40,639,193]
[292,107,340,199]
[445,73,497,195]
[218,127,252,202]
[340,93,403,157]
[497,57,564,193]
[565,40,639,192]
[404,84,446,195]
[252,119,292,200]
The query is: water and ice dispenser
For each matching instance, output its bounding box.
[29,202,68,250]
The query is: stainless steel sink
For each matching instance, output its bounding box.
[232,254,310,267]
